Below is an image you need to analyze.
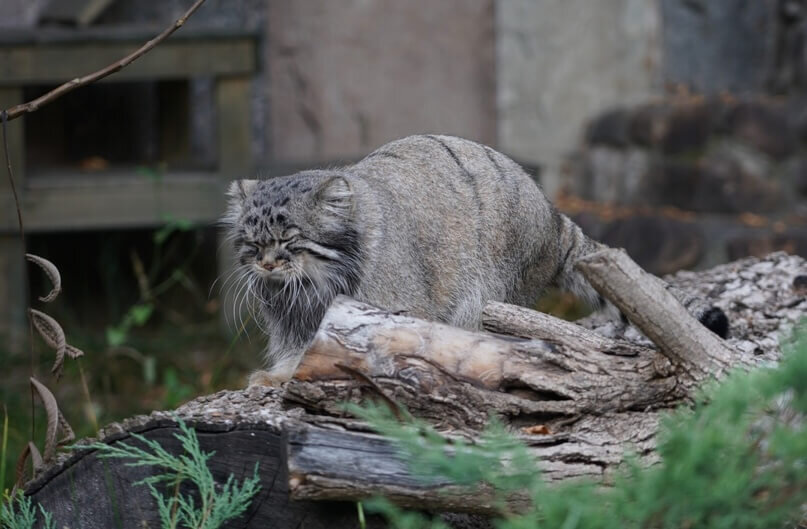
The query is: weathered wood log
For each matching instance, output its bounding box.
[481,299,641,357]
[289,296,679,425]
[288,246,747,428]
[284,411,660,515]
[285,422,527,515]
[25,252,805,526]
[576,248,736,379]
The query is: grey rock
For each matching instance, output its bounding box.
[579,147,650,203]
[798,159,807,195]
[725,101,796,160]
[628,100,714,153]
[642,155,783,214]
[585,108,632,147]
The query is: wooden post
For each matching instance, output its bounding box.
[215,75,253,333]
[0,87,28,353]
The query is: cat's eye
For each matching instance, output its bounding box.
[277,233,299,245]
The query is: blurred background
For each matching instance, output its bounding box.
[1,0,806,490]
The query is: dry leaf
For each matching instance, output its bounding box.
[14,441,44,487]
[57,410,75,446]
[521,424,551,435]
[30,377,60,462]
[27,441,44,472]
[28,308,67,378]
[25,253,61,302]
[66,343,85,359]
[78,155,109,171]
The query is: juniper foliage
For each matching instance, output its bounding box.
[356,326,807,529]
[86,416,261,529]
[0,490,54,529]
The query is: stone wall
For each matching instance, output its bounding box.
[265,0,496,163]
[556,0,807,274]
[495,0,661,197]
[563,95,807,274]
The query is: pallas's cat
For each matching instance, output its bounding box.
[223,135,727,385]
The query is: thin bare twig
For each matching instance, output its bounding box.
[1,101,36,441]
[0,113,24,243]
[0,0,207,121]
[334,363,410,422]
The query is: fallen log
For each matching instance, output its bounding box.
[25,252,805,526]
[285,251,804,501]
[289,295,676,430]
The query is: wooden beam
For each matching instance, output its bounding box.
[216,75,253,177]
[0,39,256,85]
[0,173,225,232]
[38,0,114,26]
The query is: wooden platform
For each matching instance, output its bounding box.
[0,25,257,349]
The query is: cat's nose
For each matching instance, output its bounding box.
[261,259,286,271]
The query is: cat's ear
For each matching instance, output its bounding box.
[227,179,259,201]
[223,179,258,223]
[312,176,353,218]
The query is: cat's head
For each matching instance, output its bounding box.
[222,172,361,290]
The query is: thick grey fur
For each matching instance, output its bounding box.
[222,135,726,382]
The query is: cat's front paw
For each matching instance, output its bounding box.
[699,306,729,339]
[247,369,292,388]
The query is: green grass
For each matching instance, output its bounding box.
[0,318,262,493]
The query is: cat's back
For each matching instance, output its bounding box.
[347,135,553,325]
[353,134,546,229]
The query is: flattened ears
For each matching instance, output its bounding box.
[312,176,353,217]
[224,179,259,222]
[226,179,259,201]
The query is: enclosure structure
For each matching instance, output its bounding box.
[0,25,257,349]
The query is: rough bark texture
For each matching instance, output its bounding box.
[25,252,806,527]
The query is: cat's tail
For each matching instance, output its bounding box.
[553,212,729,338]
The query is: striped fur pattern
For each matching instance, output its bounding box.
[222,135,727,384]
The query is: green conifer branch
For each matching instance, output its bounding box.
[85,415,260,529]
